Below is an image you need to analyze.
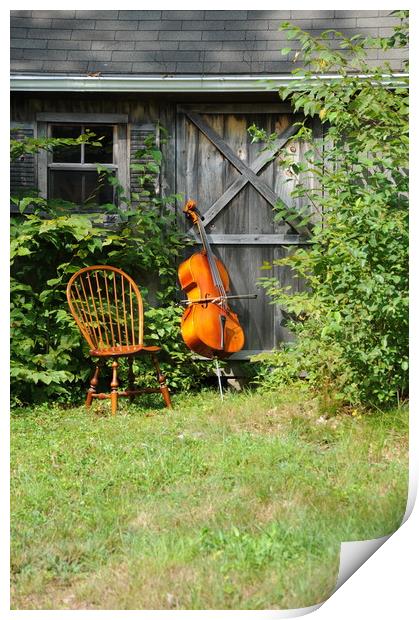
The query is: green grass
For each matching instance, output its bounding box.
[10,388,408,610]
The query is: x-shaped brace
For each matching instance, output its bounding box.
[185,111,310,237]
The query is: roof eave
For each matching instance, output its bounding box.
[10,73,409,93]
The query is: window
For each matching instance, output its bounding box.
[36,113,128,209]
[48,123,116,208]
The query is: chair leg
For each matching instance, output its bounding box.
[110,359,119,415]
[151,354,172,409]
[128,357,136,403]
[86,362,101,410]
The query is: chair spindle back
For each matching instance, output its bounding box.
[66,265,144,351]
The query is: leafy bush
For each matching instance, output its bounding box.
[10,129,206,405]
[250,13,408,409]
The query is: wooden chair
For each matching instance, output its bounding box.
[66,265,172,414]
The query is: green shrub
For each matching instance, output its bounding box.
[10,130,206,405]
[250,12,408,409]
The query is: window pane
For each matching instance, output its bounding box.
[51,125,82,163]
[84,125,114,163]
[49,169,82,204]
[49,170,114,207]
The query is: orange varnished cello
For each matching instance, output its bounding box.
[178,200,256,359]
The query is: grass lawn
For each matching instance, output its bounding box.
[10,387,408,610]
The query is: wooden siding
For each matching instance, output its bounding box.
[10,94,317,357]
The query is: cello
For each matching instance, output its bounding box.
[178,199,256,359]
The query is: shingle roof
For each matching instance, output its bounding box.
[10,10,407,76]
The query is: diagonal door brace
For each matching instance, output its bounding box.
[185,111,311,236]
[198,123,300,229]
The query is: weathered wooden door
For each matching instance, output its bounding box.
[176,104,311,358]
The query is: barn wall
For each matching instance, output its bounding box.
[10,91,313,357]
[11,92,161,124]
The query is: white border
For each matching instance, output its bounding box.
[4,1,416,618]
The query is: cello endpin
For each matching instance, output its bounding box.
[215,357,224,402]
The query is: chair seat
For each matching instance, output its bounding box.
[89,344,161,357]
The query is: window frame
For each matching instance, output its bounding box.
[36,113,129,208]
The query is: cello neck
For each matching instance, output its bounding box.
[197,218,225,295]
[197,218,212,260]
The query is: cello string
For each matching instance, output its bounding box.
[198,219,220,289]
[197,219,228,303]
[215,357,224,401]
[196,220,228,349]
[195,217,219,291]
[197,219,221,292]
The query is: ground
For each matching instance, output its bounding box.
[10,387,408,610]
